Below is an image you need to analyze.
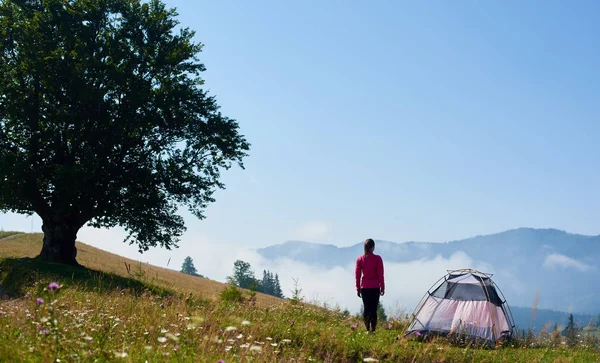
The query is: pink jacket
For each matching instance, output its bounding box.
[355,253,385,292]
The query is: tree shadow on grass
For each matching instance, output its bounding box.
[0,257,173,299]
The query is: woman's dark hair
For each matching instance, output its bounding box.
[364,238,375,255]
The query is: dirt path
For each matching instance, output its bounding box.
[0,233,23,241]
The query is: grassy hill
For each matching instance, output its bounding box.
[0,232,280,306]
[1,232,600,362]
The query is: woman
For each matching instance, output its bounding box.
[355,238,385,333]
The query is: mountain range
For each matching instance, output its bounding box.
[256,228,600,326]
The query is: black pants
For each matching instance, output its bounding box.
[361,288,380,332]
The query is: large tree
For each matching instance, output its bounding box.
[0,0,249,265]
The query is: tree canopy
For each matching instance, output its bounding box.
[181,256,202,277]
[228,260,284,299]
[0,0,249,264]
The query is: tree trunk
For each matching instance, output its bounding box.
[38,218,80,266]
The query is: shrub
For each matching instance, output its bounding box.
[220,283,245,303]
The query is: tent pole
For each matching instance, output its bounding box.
[403,273,448,337]
[493,280,518,340]
[474,272,498,343]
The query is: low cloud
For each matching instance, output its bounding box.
[290,222,329,242]
[543,253,593,272]
[76,226,495,316]
[235,250,493,316]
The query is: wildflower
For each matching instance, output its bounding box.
[36,298,44,305]
[241,320,251,326]
[236,334,243,340]
[158,337,167,343]
[217,360,226,363]
[281,339,292,343]
[240,343,250,349]
[144,346,153,351]
[160,328,168,333]
[363,358,379,362]
[48,282,60,292]
[173,345,179,351]
[271,343,278,347]
[0,311,5,316]
[114,352,128,358]
[225,326,237,332]
[24,294,30,299]
[250,345,262,353]
[351,324,357,330]
[266,337,273,341]
[41,329,50,335]
[415,331,422,337]
[387,323,393,330]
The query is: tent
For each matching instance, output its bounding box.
[405,268,516,344]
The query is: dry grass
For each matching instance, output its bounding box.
[0,233,281,307]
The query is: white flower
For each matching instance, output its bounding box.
[363,358,379,362]
[160,328,168,333]
[236,334,243,340]
[157,337,167,343]
[250,345,262,353]
[271,343,278,347]
[240,343,250,349]
[225,326,237,332]
[241,320,251,326]
[266,337,273,341]
[114,352,128,358]
[281,339,292,343]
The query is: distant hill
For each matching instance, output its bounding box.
[509,306,596,333]
[257,228,600,316]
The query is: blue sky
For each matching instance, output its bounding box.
[2,0,600,257]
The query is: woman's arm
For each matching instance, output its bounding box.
[378,256,385,295]
[355,257,362,294]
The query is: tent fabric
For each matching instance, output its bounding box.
[406,269,515,343]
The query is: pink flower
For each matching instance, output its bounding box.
[387,323,393,330]
[48,282,60,292]
[174,345,179,351]
[0,311,5,316]
[217,360,225,363]
[350,324,357,330]
[415,331,422,337]
[42,329,50,335]
[36,298,44,304]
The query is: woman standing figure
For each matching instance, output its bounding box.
[355,238,385,333]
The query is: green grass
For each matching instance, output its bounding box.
[1,258,600,362]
